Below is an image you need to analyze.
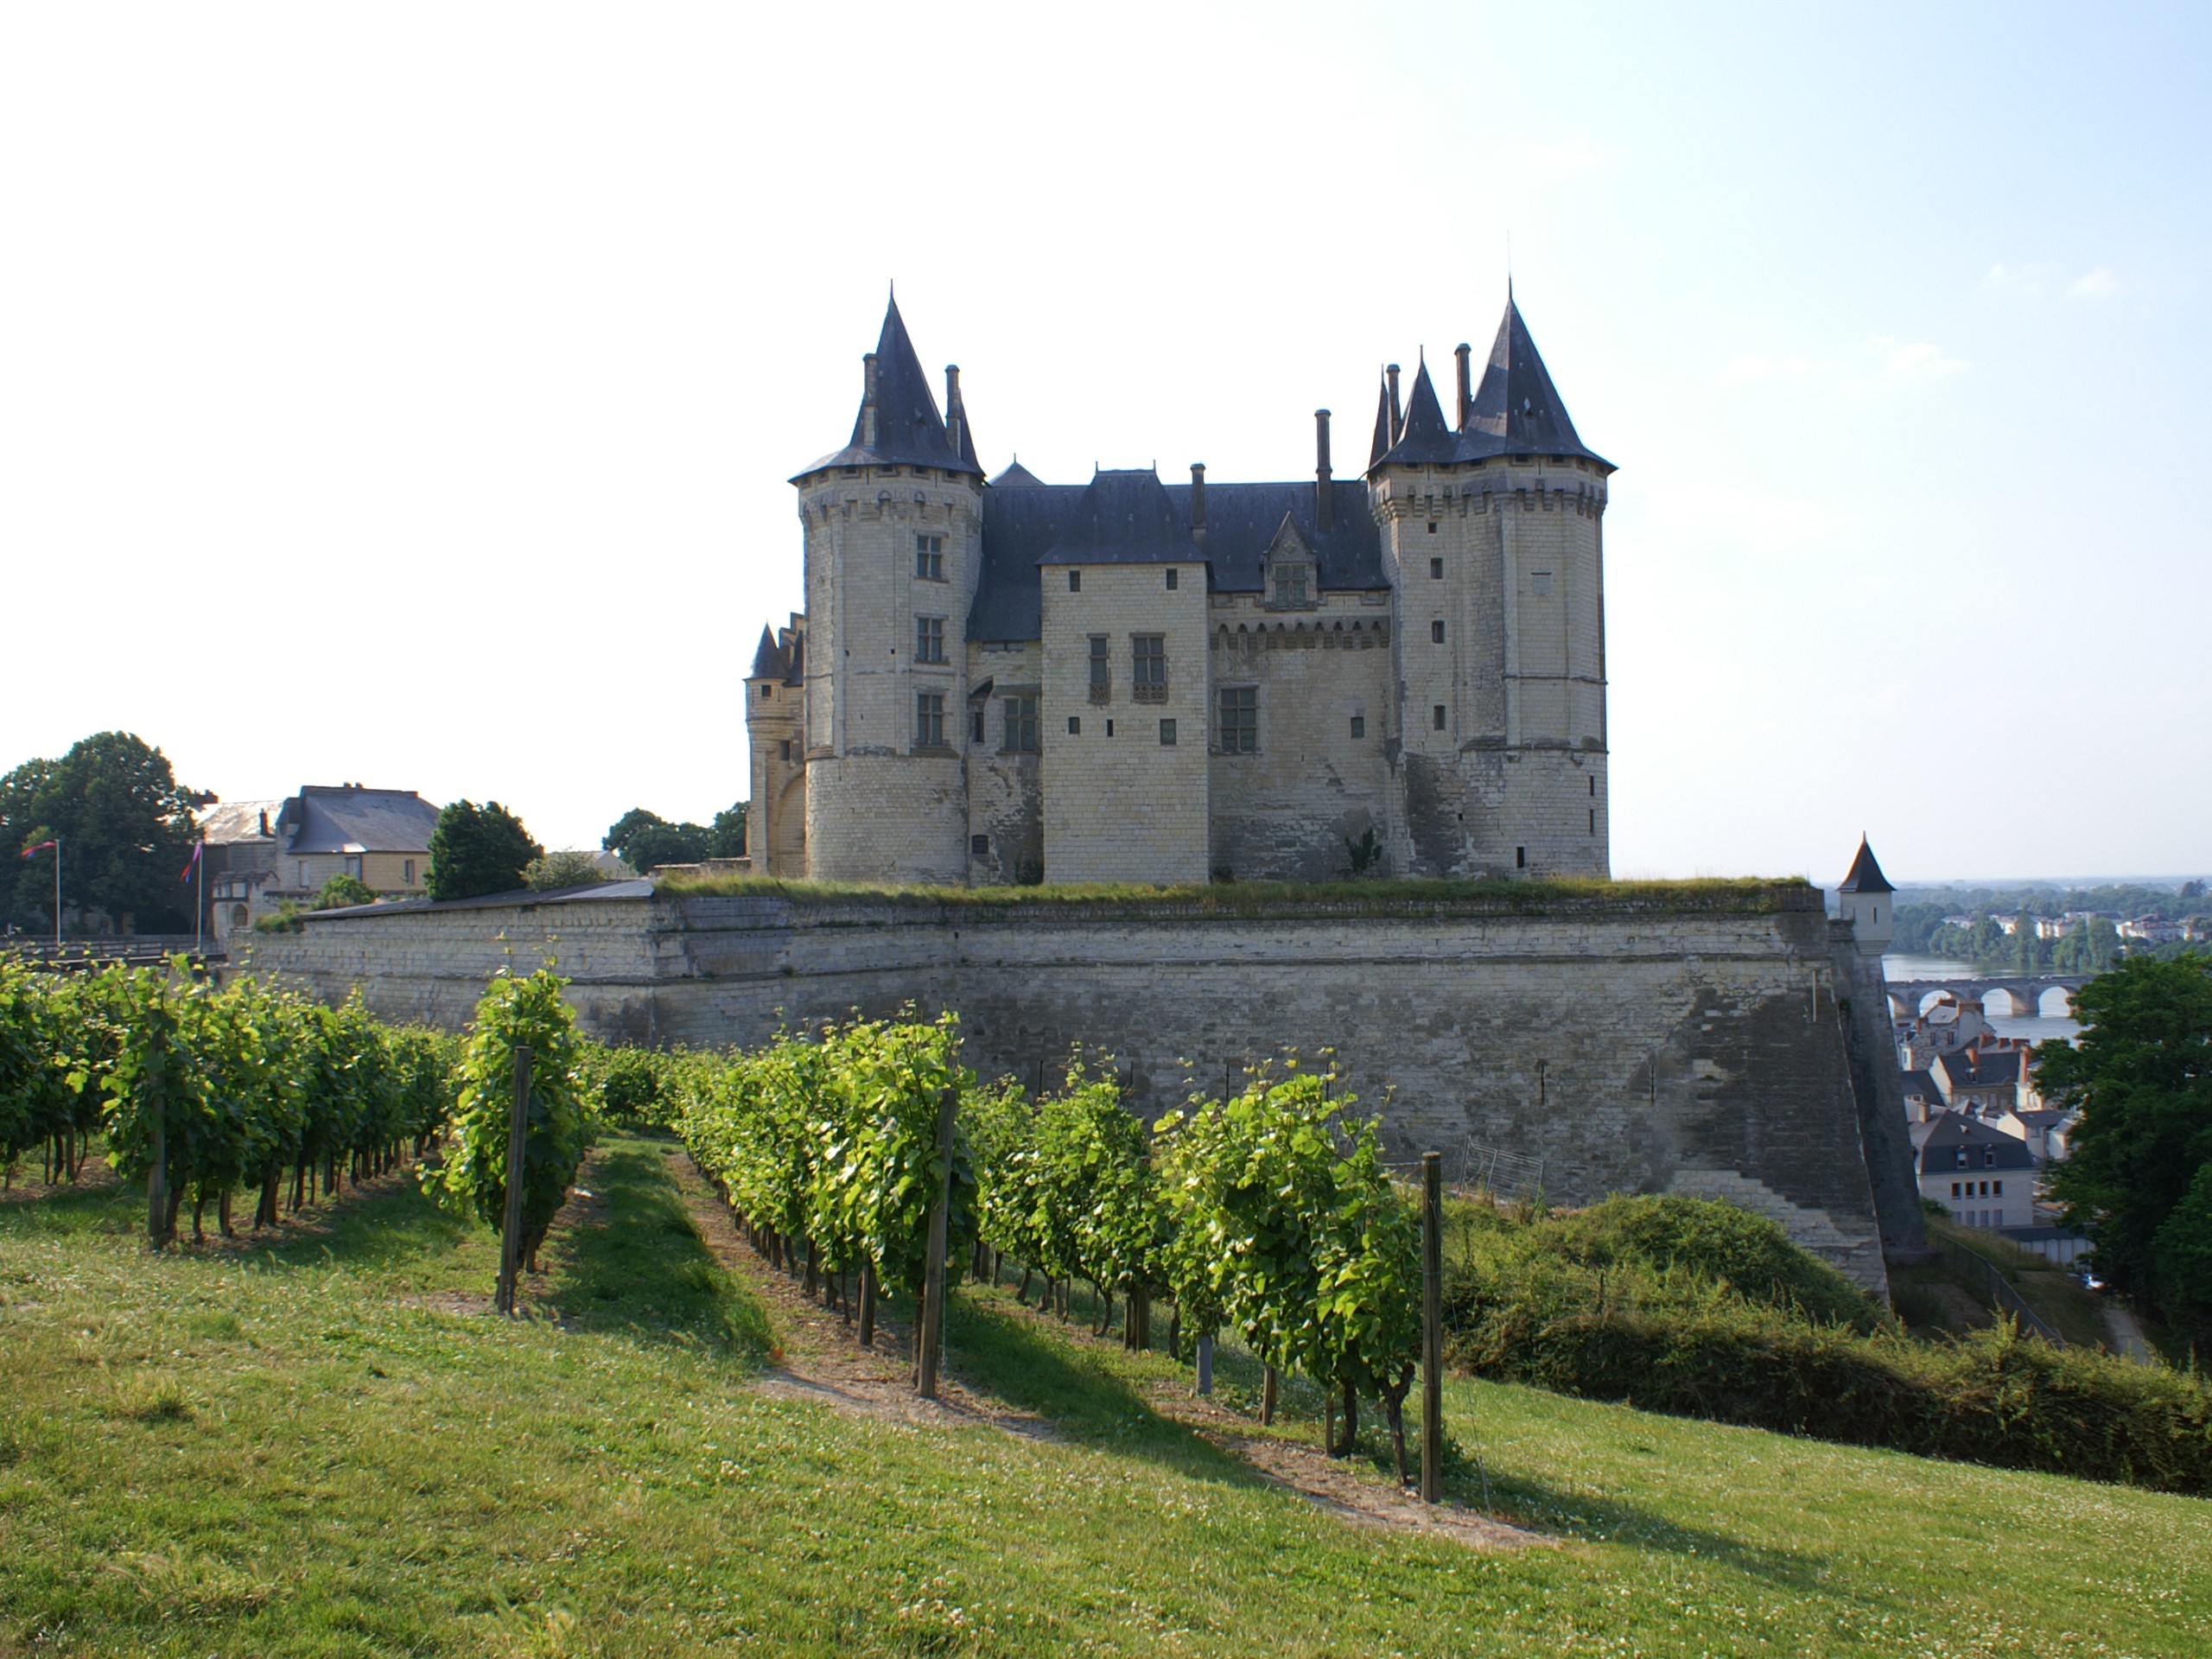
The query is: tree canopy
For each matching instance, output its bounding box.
[2041,956,2212,1343]
[425,801,541,902]
[602,802,744,873]
[0,732,200,934]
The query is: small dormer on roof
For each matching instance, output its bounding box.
[1262,512,1317,609]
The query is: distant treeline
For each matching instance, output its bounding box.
[1891,882,2208,975]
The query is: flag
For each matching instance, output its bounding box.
[20,840,56,858]
[181,842,203,883]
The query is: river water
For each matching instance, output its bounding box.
[1882,953,2081,1045]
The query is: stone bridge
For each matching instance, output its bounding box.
[1885,975,2088,1021]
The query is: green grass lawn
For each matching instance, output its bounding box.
[3,1134,2207,1657]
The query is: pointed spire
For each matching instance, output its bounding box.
[748,624,785,682]
[944,364,981,471]
[794,295,982,480]
[1467,295,1592,458]
[1399,355,1450,446]
[1837,836,1894,894]
[1368,370,1395,468]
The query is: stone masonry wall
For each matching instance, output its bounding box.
[238,884,1902,1294]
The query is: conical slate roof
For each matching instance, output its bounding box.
[1837,836,1894,894]
[793,296,983,480]
[748,625,785,682]
[1379,357,1457,464]
[1367,372,1395,468]
[1372,296,1612,473]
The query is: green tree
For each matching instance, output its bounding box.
[0,732,200,934]
[522,849,607,892]
[2042,956,2212,1332]
[426,800,541,901]
[314,873,378,910]
[709,802,747,859]
[601,807,710,873]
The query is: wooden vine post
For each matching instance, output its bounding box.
[916,1082,958,1399]
[857,1260,877,1349]
[144,1027,168,1251]
[494,1045,532,1317]
[1421,1149,1444,1503]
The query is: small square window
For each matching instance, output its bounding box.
[1432,704,1446,730]
[1427,521,1438,533]
[760,683,773,698]
[1160,718,1177,745]
[970,834,988,856]
[1350,715,1365,739]
[1067,715,1080,735]
[1069,569,1081,592]
[1431,620,1446,643]
[1165,568,1179,590]
[1531,570,1553,596]
[1430,557,1443,579]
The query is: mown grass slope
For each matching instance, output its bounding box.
[2,1134,2206,1657]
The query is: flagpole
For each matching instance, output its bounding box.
[194,838,204,957]
[54,838,61,951]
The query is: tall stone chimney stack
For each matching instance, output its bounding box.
[1189,462,1208,550]
[1454,343,1473,429]
[1313,410,1333,531]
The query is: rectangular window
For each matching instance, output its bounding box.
[1089,634,1110,702]
[1516,846,1527,869]
[1165,568,1179,590]
[1431,619,1446,643]
[1218,686,1257,753]
[1590,806,1596,835]
[916,615,946,664]
[1430,556,1444,579]
[1277,566,1308,606]
[971,709,985,743]
[1432,703,1446,731]
[344,855,362,880]
[1132,633,1166,701]
[915,692,945,747]
[1531,570,1553,596]
[915,534,945,581]
[780,739,793,762]
[404,859,414,884]
[1951,1182,1961,1198]
[1004,694,1039,753]
[970,834,988,856]
[1069,569,1081,592]
[1993,1180,2003,1196]
[1160,718,1177,745]
[1067,715,1080,735]
[1350,715,1365,739]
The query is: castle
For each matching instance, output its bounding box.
[747,292,1614,887]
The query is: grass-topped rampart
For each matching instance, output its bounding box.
[652,870,1816,920]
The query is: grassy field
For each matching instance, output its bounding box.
[1891,1214,2111,1349]
[3,1135,2208,1657]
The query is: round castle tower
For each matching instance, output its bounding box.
[1366,296,1612,878]
[787,299,985,884]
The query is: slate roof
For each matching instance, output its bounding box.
[989,459,1047,489]
[196,798,281,845]
[1838,836,1895,894]
[1371,297,1612,472]
[793,296,982,480]
[1917,1112,2036,1175]
[969,469,1389,644]
[273,786,440,856]
[1936,1046,2025,1090]
[1900,1069,1942,1102]
[749,625,785,682]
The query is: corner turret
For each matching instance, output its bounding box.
[1836,836,1896,957]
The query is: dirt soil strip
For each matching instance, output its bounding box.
[0,1154,119,1204]
[667,1147,1542,1552]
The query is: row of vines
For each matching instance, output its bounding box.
[639,1013,1429,1474]
[0,960,593,1267]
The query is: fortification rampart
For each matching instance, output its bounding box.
[232,882,1919,1294]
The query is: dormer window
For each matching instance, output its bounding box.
[1274,563,1309,607]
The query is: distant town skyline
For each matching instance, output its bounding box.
[3,3,2205,879]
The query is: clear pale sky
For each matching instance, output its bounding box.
[3,3,2204,882]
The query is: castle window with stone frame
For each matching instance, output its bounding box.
[1132,633,1166,702]
[916,615,947,664]
[915,534,945,581]
[1217,686,1257,753]
[1088,634,1110,703]
[914,692,945,749]
[1272,563,1309,608]
[1003,694,1039,753]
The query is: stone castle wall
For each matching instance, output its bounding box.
[235,883,1913,1294]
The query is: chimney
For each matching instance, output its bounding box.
[1386,364,1402,445]
[944,364,964,453]
[861,352,880,448]
[1313,410,1333,531]
[1454,342,1473,429]
[1189,462,1208,550]
[257,809,270,837]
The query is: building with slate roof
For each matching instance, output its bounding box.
[749,292,1617,885]
[1916,1110,2037,1231]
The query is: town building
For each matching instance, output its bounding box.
[1917,1112,2037,1230]
[1932,1042,2040,1118]
[198,785,440,938]
[747,293,1615,886]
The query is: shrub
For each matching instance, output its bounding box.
[314,874,378,910]
[523,849,608,893]
[426,801,542,902]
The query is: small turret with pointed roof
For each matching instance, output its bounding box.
[1368,370,1395,468]
[1837,836,1896,957]
[1370,292,1611,472]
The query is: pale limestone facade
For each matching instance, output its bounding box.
[750,295,1615,887]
